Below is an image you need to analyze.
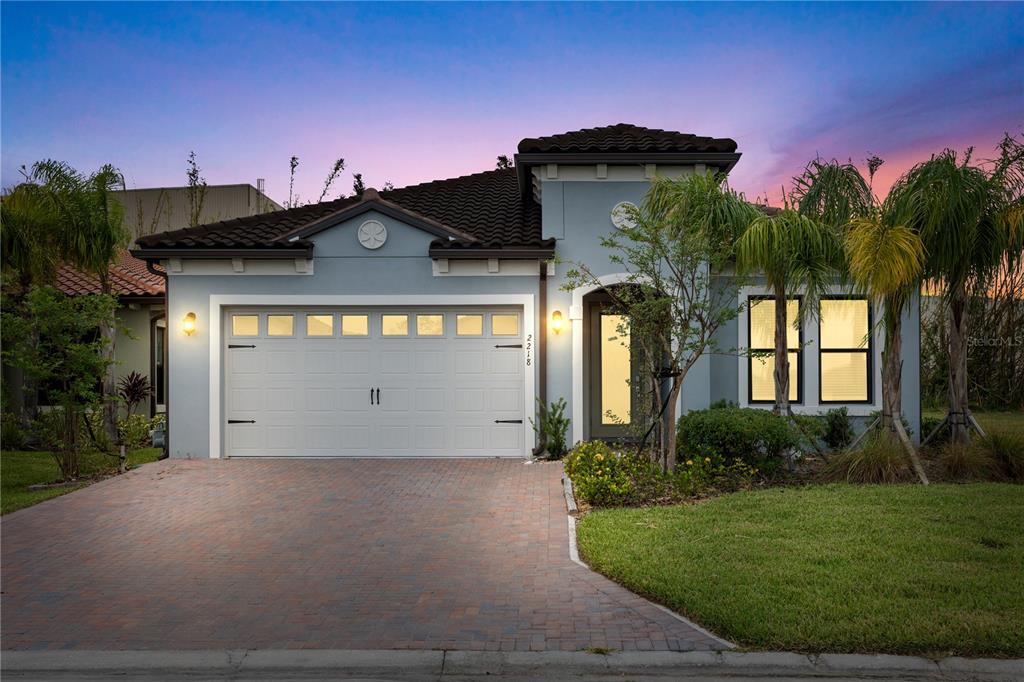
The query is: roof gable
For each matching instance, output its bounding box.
[517,123,737,155]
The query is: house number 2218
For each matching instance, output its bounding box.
[525,333,533,367]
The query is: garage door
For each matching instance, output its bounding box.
[224,307,526,457]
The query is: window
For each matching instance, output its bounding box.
[232,314,259,337]
[306,314,333,337]
[491,314,519,337]
[600,314,631,425]
[819,298,871,402]
[381,314,409,336]
[416,314,444,336]
[456,314,483,336]
[341,314,368,336]
[748,298,800,403]
[267,315,294,337]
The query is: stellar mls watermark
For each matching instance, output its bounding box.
[969,335,1023,347]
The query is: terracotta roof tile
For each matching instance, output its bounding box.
[56,251,165,297]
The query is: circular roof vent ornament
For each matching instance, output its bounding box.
[610,201,638,230]
[357,219,387,250]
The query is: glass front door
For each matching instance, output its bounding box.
[588,303,639,439]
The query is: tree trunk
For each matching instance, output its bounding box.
[947,291,970,444]
[99,277,119,445]
[773,286,790,416]
[880,306,903,439]
[663,378,683,472]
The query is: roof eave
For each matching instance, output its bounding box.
[130,247,314,260]
[514,151,742,197]
[428,246,555,260]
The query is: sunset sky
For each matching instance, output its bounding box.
[2,2,1021,207]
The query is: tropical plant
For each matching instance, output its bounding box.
[19,160,129,444]
[887,135,1024,443]
[822,407,855,451]
[564,172,759,471]
[117,371,153,416]
[823,433,913,484]
[735,210,845,415]
[530,397,570,459]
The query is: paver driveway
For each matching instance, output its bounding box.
[1,459,725,652]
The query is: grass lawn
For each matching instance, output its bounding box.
[576,483,1024,657]
[1,448,161,515]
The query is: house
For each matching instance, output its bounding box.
[131,124,921,458]
[45,184,282,416]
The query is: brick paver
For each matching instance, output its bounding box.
[1,459,724,651]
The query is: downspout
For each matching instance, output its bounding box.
[531,260,548,458]
[146,260,170,460]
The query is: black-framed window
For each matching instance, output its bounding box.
[818,297,872,403]
[748,296,802,404]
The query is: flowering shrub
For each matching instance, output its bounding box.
[676,407,798,472]
[674,452,760,496]
[564,441,641,506]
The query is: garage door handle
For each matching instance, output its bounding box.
[228,419,256,424]
[376,388,380,405]
[228,344,256,349]
[494,419,523,424]
[494,344,523,348]
[370,388,374,405]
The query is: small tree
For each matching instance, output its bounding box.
[496,155,514,170]
[185,151,208,227]
[1,287,118,479]
[351,172,365,198]
[565,172,758,471]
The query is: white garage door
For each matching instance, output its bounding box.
[223,307,526,457]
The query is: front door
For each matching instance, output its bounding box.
[588,302,641,440]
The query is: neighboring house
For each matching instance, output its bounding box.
[131,124,921,459]
[46,184,282,416]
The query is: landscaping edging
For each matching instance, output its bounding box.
[3,649,1021,680]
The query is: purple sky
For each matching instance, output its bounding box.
[2,2,1021,206]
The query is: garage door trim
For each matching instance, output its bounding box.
[207,294,536,459]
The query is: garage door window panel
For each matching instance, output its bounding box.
[416,314,444,337]
[382,314,409,336]
[457,314,483,336]
[306,314,333,337]
[267,315,294,337]
[232,314,260,337]
[341,315,369,337]
[492,314,519,337]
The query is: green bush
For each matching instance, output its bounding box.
[676,407,798,471]
[822,407,854,451]
[564,441,654,506]
[119,414,154,450]
[2,412,29,450]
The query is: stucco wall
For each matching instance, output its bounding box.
[115,306,153,389]
[165,210,538,458]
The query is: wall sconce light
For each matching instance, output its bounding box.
[551,310,563,334]
[182,312,197,336]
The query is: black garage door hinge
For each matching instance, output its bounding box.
[494,419,523,424]
[228,344,256,349]
[227,419,256,424]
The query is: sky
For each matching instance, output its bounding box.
[2,2,1022,206]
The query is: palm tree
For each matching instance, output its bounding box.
[886,137,1024,443]
[735,210,845,415]
[22,160,128,443]
[1,182,61,292]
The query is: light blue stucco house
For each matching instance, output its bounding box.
[132,124,920,459]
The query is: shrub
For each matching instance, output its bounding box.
[531,398,570,460]
[937,442,999,481]
[2,412,29,450]
[673,454,759,496]
[676,407,799,471]
[823,434,912,484]
[119,414,154,450]
[974,432,1024,482]
[117,371,153,416]
[564,441,654,506]
[822,407,854,451]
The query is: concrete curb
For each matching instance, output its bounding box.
[2,649,1021,679]
[562,473,736,650]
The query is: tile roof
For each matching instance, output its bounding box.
[517,123,737,155]
[56,251,165,297]
[135,168,543,252]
